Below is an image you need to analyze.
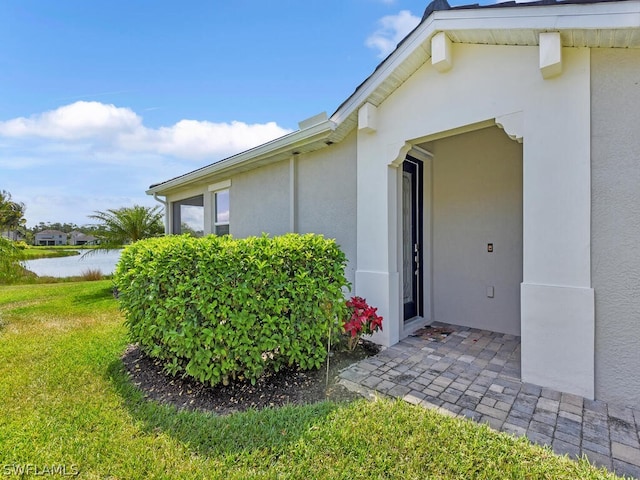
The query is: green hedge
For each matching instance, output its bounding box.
[114,233,349,386]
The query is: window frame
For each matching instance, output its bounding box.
[171,194,205,236]
[208,180,231,236]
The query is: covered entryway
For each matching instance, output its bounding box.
[354,35,594,399]
[406,126,523,337]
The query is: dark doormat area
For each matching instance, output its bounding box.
[410,325,454,342]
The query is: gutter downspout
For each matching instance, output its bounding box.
[290,154,297,233]
[153,193,169,234]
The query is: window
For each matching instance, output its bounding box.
[209,180,231,236]
[171,195,204,236]
[214,189,229,235]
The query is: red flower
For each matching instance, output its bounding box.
[344,319,360,338]
[343,296,383,349]
[370,313,383,331]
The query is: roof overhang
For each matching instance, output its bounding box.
[330,0,640,139]
[148,0,639,197]
[147,119,336,195]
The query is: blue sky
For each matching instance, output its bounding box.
[0,0,487,228]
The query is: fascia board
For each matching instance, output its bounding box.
[431,3,640,30]
[330,0,640,126]
[330,19,434,126]
[146,120,336,195]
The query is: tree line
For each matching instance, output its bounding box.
[0,189,164,246]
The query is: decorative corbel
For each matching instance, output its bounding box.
[539,32,562,79]
[432,31,452,73]
[496,112,524,143]
[358,102,378,133]
[388,142,413,168]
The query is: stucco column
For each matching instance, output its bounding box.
[355,130,401,347]
[520,48,594,399]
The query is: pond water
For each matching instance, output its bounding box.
[22,249,123,278]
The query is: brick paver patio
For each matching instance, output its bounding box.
[338,322,640,479]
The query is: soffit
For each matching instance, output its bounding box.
[447,28,640,47]
[329,0,640,141]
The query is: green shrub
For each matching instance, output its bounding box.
[13,240,28,250]
[114,233,350,386]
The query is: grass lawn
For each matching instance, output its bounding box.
[20,246,81,260]
[0,281,623,479]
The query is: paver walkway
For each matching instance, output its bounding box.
[338,322,640,479]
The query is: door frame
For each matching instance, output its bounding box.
[402,155,424,322]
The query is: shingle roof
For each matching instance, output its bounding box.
[35,229,66,235]
[425,0,626,19]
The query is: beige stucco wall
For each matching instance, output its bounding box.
[230,159,291,238]
[208,131,358,286]
[591,48,640,406]
[297,130,358,285]
[431,126,523,335]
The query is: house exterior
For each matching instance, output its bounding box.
[147,0,640,406]
[34,229,67,246]
[1,230,25,242]
[69,231,97,246]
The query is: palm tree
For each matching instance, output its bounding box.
[0,236,27,284]
[0,190,26,241]
[89,205,164,249]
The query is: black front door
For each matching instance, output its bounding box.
[402,157,423,321]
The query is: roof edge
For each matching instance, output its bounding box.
[148,0,639,197]
[330,0,640,127]
[147,119,337,195]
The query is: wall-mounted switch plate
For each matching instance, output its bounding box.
[487,286,494,298]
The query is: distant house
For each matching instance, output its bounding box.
[35,229,67,246]
[146,0,640,405]
[69,231,97,246]
[1,230,25,242]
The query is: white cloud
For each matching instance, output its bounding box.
[119,119,291,160]
[366,10,421,58]
[0,101,294,227]
[0,101,141,140]
[0,155,48,170]
[0,101,293,161]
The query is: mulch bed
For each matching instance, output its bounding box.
[121,341,380,415]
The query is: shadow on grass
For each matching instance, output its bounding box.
[71,283,116,305]
[105,358,342,457]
